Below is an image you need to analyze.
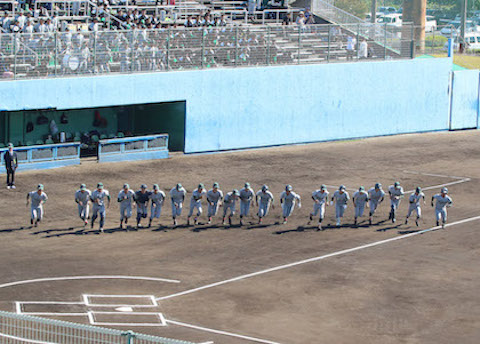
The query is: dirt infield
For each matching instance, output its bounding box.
[0,131,479,344]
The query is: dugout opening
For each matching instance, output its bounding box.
[0,101,186,154]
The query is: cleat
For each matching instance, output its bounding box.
[228,217,232,226]
[173,219,177,227]
[369,218,372,225]
[11,185,15,189]
[207,220,211,224]
[442,223,445,229]
[415,219,419,227]
[91,221,94,229]
[336,221,340,227]
[392,218,396,223]
[436,221,439,226]
[187,218,190,226]
[148,220,152,228]
[354,218,357,226]
[194,218,198,225]
[34,221,38,227]
[282,220,287,225]
[239,219,244,226]
[317,224,322,231]
[100,227,104,233]
[125,218,128,224]
[30,219,34,225]
[6,186,10,189]
[405,219,408,225]
[258,218,262,224]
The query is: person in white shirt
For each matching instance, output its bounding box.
[431,187,453,229]
[346,36,356,60]
[359,39,368,59]
[405,187,425,227]
[27,184,48,227]
[309,184,329,230]
[388,182,404,223]
[188,183,207,225]
[353,186,369,226]
[280,185,301,224]
[169,183,186,227]
[36,19,47,33]
[75,184,91,227]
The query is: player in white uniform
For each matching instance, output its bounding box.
[353,186,369,226]
[239,182,255,226]
[149,184,166,228]
[117,183,135,229]
[170,183,186,227]
[331,185,350,227]
[207,182,223,224]
[368,183,385,225]
[308,184,329,230]
[388,181,404,223]
[27,184,48,227]
[256,185,274,224]
[405,187,425,226]
[280,185,301,224]
[74,184,91,227]
[431,187,453,229]
[222,189,240,226]
[188,183,207,225]
[90,182,110,232]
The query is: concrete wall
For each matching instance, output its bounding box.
[450,70,479,130]
[0,58,453,153]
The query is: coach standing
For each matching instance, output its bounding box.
[4,143,18,189]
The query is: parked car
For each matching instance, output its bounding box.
[425,15,437,32]
[440,20,479,37]
[444,32,480,51]
[378,6,397,14]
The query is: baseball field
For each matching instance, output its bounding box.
[0,130,479,344]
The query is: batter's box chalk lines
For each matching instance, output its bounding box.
[0,275,180,290]
[157,215,480,301]
[166,319,281,344]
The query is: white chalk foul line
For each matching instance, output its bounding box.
[0,332,57,344]
[157,215,480,301]
[166,319,281,344]
[402,170,471,193]
[0,275,180,290]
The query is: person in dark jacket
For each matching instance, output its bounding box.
[4,143,18,189]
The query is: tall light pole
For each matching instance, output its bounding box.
[371,0,377,23]
[460,0,468,53]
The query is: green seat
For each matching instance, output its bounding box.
[0,143,5,148]
[116,132,125,138]
[91,135,99,143]
[26,141,33,146]
[36,140,44,145]
[45,138,54,144]
[73,136,81,142]
[108,133,115,139]
[100,134,107,140]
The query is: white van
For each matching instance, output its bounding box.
[444,32,480,51]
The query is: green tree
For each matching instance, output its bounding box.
[334,0,369,18]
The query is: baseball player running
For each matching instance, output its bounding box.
[405,187,425,226]
[308,184,329,230]
[280,185,301,224]
[170,183,186,227]
[431,187,453,229]
[188,183,207,226]
[75,184,91,227]
[256,185,275,224]
[222,189,240,226]
[118,183,134,229]
[27,184,48,227]
[388,181,404,223]
[353,186,369,226]
[90,182,110,232]
[207,182,223,224]
[331,185,350,227]
[368,183,385,225]
[134,184,151,229]
[149,184,166,227]
[239,182,255,226]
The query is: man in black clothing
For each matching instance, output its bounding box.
[3,143,18,189]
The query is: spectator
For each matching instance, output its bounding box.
[304,8,314,24]
[282,12,292,25]
[216,14,227,26]
[296,11,306,30]
[346,35,355,60]
[36,18,47,33]
[359,39,368,59]
[4,143,18,189]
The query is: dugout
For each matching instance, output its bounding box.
[0,101,186,153]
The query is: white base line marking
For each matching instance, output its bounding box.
[403,170,471,193]
[83,294,158,307]
[0,332,57,344]
[89,311,167,327]
[157,215,480,301]
[166,320,281,344]
[0,275,180,290]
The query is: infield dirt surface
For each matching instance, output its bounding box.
[0,130,479,344]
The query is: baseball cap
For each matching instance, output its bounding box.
[320,184,327,190]
[213,182,219,188]
[416,187,422,193]
[339,185,346,191]
[233,189,240,195]
[244,182,250,188]
[7,143,13,148]
[97,182,104,189]
[153,184,159,190]
[394,181,400,188]
[375,183,382,189]
[37,184,44,190]
[286,184,292,191]
[80,184,87,190]
[123,183,129,189]
[141,184,147,189]
[176,183,182,190]
[262,184,268,191]
[359,186,365,191]
[441,187,448,194]
[198,183,204,189]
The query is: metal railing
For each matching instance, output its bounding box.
[0,311,195,344]
[0,24,415,81]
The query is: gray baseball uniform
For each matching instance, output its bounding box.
[368,188,385,214]
[207,189,223,217]
[353,190,369,218]
[223,191,237,217]
[432,194,453,223]
[239,187,255,216]
[388,185,404,210]
[29,191,48,221]
[134,190,151,218]
[280,191,301,218]
[407,192,425,218]
[189,188,207,217]
[91,189,110,228]
[332,190,350,218]
[75,189,91,220]
[118,189,135,220]
[170,187,186,217]
[311,190,329,219]
[256,190,274,218]
[150,190,166,219]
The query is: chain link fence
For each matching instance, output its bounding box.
[0,311,195,344]
[0,23,415,80]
